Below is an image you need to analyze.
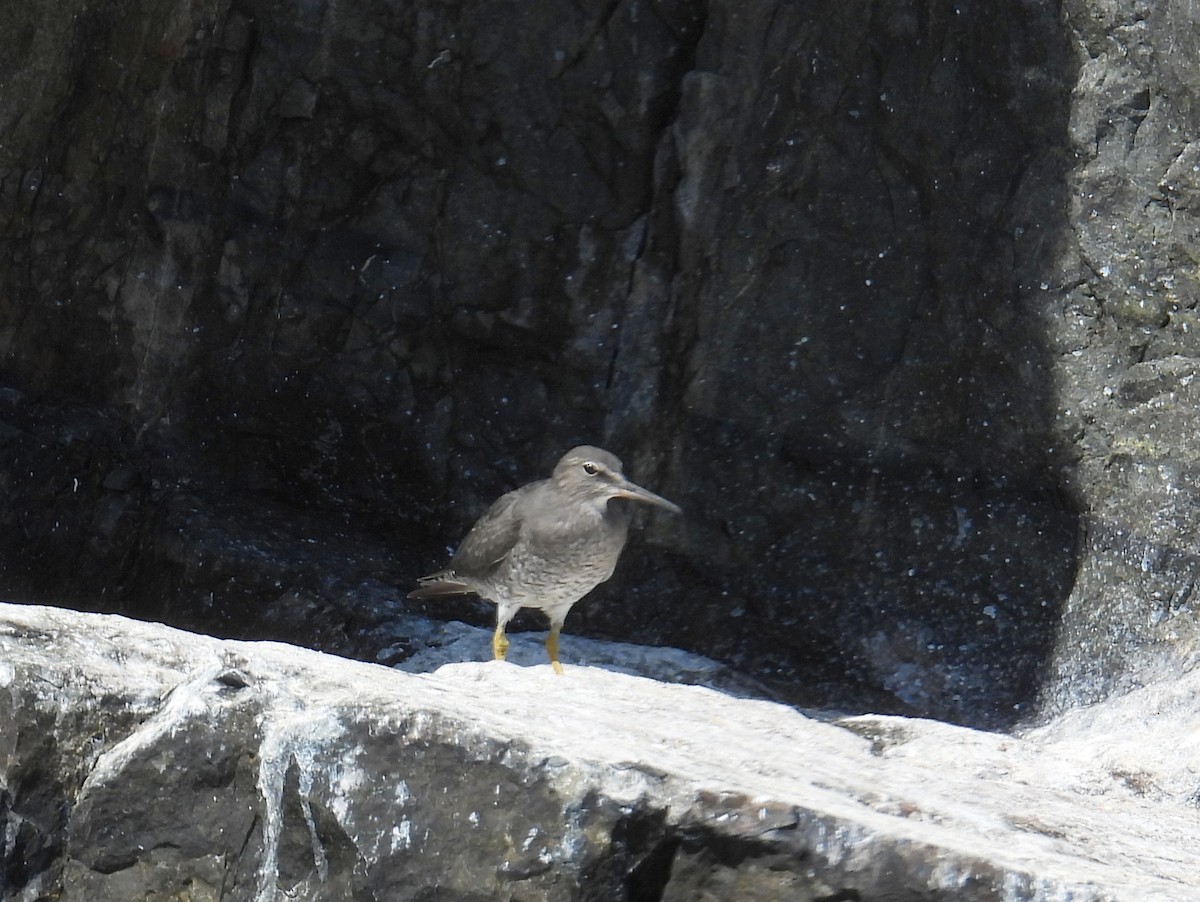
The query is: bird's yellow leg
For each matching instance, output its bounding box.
[546,624,564,675]
[492,623,510,661]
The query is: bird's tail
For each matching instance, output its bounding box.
[407,570,474,600]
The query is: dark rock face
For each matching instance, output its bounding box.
[0,0,1193,729]
[582,0,1080,728]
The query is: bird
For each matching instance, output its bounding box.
[409,445,681,673]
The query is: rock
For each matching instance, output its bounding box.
[2,0,1200,735]
[387,617,777,701]
[1038,1,1200,715]
[2,602,1198,901]
[0,0,1064,733]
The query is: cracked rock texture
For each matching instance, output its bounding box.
[0,0,1198,733]
[2,602,1198,901]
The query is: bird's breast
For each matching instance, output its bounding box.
[487,506,631,607]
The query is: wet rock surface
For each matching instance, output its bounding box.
[2,603,1197,902]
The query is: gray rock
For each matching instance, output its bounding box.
[1040,1,1200,714]
[2,602,1197,901]
[388,617,777,701]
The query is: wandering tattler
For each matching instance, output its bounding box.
[409,446,681,673]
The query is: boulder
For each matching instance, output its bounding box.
[2,602,1196,901]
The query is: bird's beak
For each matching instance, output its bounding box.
[613,478,682,514]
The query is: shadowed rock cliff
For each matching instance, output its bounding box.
[0,0,1196,732]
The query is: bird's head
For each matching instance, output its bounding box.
[552,446,682,515]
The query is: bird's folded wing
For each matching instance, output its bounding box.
[450,486,527,574]
[407,570,471,598]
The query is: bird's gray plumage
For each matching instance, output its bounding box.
[409,445,681,672]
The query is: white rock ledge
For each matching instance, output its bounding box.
[0,602,1196,901]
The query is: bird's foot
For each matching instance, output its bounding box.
[546,628,564,676]
[492,626,510,661]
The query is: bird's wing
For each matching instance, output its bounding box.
[450,484,531,574]
[407,572,471,598]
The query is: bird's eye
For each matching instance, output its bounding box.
[583,462,599,476]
